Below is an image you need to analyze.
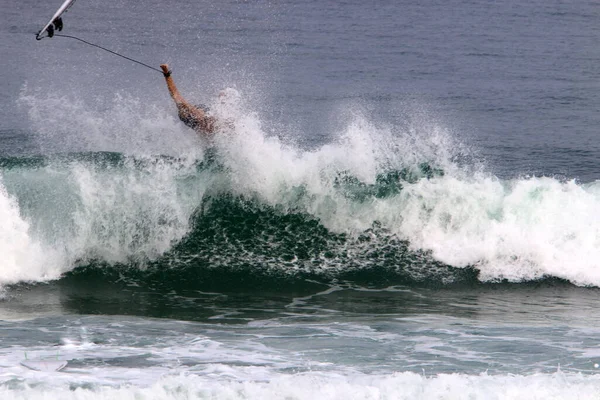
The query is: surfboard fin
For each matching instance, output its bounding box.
[54,17,64,32]
[47,24,55,38]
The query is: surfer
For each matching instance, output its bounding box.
[160,64,217,136]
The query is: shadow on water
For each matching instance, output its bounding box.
[3,263,600,328]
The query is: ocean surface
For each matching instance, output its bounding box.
[2,0,600,398]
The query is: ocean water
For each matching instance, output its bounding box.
[2,0,600,398]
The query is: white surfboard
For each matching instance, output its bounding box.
[36,0,77,40]
[20,360,68,372]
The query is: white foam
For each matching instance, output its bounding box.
[395,175,600,285]
[1,371,600,400]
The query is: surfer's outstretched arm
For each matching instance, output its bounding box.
[160,64,187,104]
[160,64,215,134]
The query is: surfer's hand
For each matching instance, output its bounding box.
[160,64,171,78]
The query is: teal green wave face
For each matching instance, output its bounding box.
[0,152,457,289]
[3,150,600,289]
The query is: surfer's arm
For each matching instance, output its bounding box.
[161,64,195,108]
[160,64,215,134]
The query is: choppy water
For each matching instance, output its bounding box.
[2,0,600,398]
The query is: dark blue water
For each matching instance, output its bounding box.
[2,0,600,398]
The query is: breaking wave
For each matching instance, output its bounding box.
[4,89,600,288]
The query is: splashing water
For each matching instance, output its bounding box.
[4,87,600,288]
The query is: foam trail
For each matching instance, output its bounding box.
[2,371,600,399]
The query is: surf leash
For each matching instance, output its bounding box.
[36,0,163,75]
[47,33,164,75]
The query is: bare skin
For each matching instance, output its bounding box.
[160,64,216,136]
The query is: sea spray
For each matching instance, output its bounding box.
[18,85,204,156]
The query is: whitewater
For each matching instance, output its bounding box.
[3,371,600,400]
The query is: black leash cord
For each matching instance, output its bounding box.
[49,33,164,75]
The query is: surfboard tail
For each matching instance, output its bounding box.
[36,0,77,40]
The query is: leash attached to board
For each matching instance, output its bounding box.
[36,0,163,75]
